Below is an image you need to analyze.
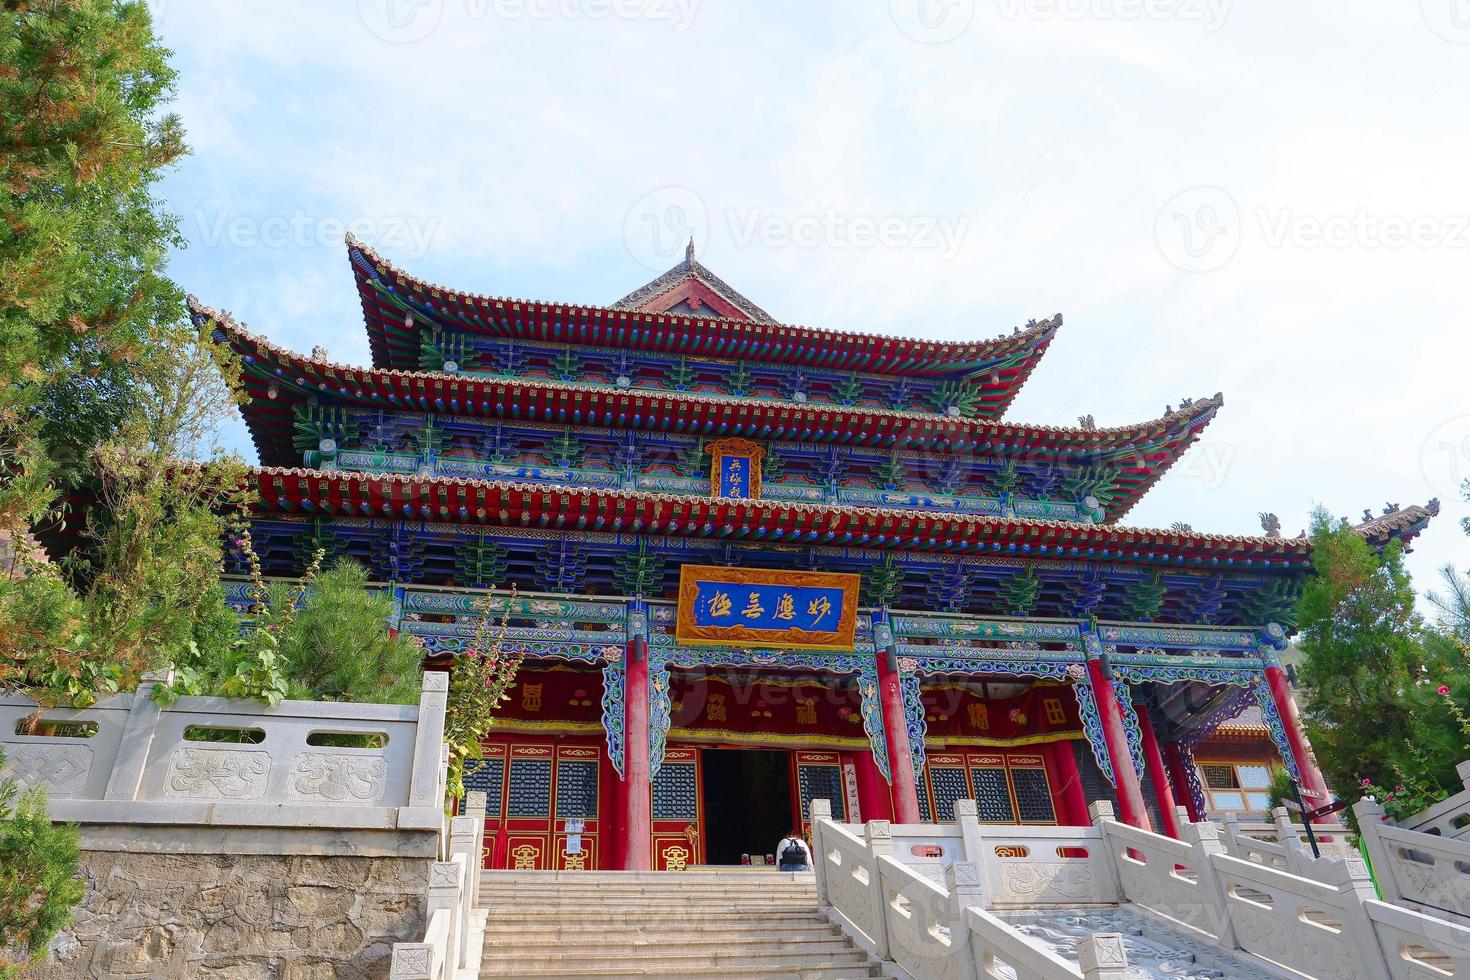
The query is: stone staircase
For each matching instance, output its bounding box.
[478,869,885,979]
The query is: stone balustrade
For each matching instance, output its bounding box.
[815,795,1470,979]
[1,673,456,978]
[1221,807,1355,865]
[390,794,488,979]
[812,800,1129,979]
[1357,795,1470,928]
[1,670,449,837]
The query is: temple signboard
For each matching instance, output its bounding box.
[675,565,860,651]
[708,438,764,499]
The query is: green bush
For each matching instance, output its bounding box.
[0,749,84,978]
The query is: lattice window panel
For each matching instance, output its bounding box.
[1011,768,1056,823]
[970,767,1016,822]
[507,759,552,817]
[917,774,933,822]
[555,760,599,820]
[461,758,504,817]
[929,767,970,822]
[797,765,846,822]
[652,762,698,820]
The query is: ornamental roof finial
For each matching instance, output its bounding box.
[684,237,697,266]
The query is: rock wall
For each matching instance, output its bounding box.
[33,852,430,979]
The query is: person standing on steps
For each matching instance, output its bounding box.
[777,829,812,872]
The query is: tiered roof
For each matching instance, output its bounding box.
[347,235,1060,417]
[197,299,1219,521]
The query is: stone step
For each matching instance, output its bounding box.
[476,887,817,905]
[481,907,828,924]
[484,936,860,959]
[479,949,879,976]
[480,894,818,907]
[480,970,879,980]
[479,871,815,882]
[484,920,843,940]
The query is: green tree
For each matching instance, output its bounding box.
[1,0,188,529]
[0,748,85,978]
[273,561,425,705]
[1295,508,1425,796]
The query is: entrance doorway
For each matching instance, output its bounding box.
[699,748,795,865]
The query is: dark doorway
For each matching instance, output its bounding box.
[700,748,795,865]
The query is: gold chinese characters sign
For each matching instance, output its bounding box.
[674,565,861,651]
[708,438,764,500]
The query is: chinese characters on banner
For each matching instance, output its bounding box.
[719,455,751,498]
[707,438,764,500]
[674,565,861,651]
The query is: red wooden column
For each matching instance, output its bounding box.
[1164,742,1203,823]
[1264,660,1333,819]
[1084,634,1150,830]
[852,748,894,823]
[1043,741,1089,826]
[873,612,921,824]
[621,605,652,870]
[1135,708,1180,838]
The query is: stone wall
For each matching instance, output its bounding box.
[34,852,430,980]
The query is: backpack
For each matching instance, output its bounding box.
[780,839,805,866]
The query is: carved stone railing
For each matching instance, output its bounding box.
[820,795,1470,979]
[390,795,486,980]
[1395,759,1470,840]
[1,672,462,976]
[811,800,1130,979]
[0,671,448,835]
[1357,796,1470,926]
[1221,807,1355,866]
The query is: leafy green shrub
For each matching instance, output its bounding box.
[0,749,84,978]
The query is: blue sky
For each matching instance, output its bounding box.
[150,0,1470,606]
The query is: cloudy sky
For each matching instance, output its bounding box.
[152,0,1470,607]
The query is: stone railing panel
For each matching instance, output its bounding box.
[2,673,447,833]
[876,853,974,980]
[1365,897,1470,979]
[1099,818,1225,941]
[1210,852,1357,978]
[0,694,133,801]
[812,802,890,959]
[975,824,1123,907]
[1358,797,1470,925]
[1398,759,1470,840]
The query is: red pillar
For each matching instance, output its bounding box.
[1044,740,1089,826]
[1265,664,1332,820]
[1135,708,1179,838]
[876,649,921,824]
[600,743,623,871]
[621,633,652,870]
[852,747,893,823]
[1164,742,1202,823]
[1086,654,1151,831]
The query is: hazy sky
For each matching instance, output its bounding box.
[152,1,1470,608]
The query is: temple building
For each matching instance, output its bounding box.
[194,235,1438,871]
